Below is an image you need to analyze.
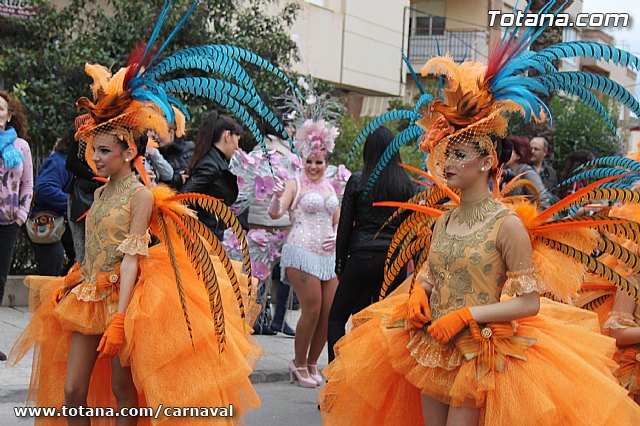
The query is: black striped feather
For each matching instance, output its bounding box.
[600,221,640,243]
[178,217,226,351]
[384,212,430,274]
[157,214,194,344]
[180,195,253,297]
[380,233,431,300]
[582,293,613,311]
[536,236,639,302]
[568,188,640,210]
[185,215,247,324]
[595,236,640,274]
[376,188,452,238]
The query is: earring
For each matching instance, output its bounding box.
[481,166,485,171]
[125,158,130,162]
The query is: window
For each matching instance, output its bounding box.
[413,15,445,36]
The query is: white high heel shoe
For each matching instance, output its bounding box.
[307,363,323,386]
[288,360,317,388]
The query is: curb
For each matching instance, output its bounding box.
[249,369,290,384]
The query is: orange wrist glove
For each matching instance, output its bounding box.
[97,313,126,358]
[51,286,68,307]
[407,284,431,329]
[427,306,474,344]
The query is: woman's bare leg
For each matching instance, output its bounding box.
[307,277,338,365]
[421,394,448,426]
[446,406,480,426]
[64,332,101,426]
[287,268,321,376]
[111,357,138,426]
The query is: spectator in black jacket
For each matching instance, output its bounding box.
[66,126,102,263]
[327,126,414,362]
[158,123,195,190]
[181,111,241,238]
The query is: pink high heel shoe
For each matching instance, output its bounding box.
[289,360,317,388]
[307,363,323,386]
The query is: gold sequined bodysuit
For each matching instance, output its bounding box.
[56,173,150,334]
[408,208,540,369]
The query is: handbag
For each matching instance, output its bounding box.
[26,211,66,244]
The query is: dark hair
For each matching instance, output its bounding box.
[507,135,532,165]
[0,90,28,139]
[53,125,75,154]
[115,130,149,170]
[359,127,414,202]
[260,110,284,138]
[188,111,242,174]
[559,149,597,193]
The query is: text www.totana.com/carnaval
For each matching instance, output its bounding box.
[13,404,235,418]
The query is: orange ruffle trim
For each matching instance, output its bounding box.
[9,245,262,425]
[319,281,640,425]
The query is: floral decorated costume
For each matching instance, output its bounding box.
[280,174,339,283]
[320,206,640,425]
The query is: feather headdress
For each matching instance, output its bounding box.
[74,0,302,350]
[76,0,297,178]
[279,76,344,159]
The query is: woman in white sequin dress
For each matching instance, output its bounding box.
[269,120,340,388]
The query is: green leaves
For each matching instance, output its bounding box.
[1,0,299,161]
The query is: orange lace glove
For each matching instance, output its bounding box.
[97,314,126,358]
[407,284,431,329]
[427,306,474,344]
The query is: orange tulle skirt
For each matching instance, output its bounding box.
[9,244,262,425]
[319,281,640,425]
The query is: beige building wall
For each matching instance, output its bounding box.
[288,0,409,98]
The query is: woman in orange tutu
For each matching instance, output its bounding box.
[319,4,640,423]
[7,3,301,422]
[8,61,263,425]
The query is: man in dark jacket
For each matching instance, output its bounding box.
[158,125,195,190]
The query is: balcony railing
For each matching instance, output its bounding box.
[408,30,487,63]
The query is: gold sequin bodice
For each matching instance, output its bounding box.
[83,173,142,288]
[428,208,512,321]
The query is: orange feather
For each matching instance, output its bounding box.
[373,201,445,218]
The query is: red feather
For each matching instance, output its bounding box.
[124,41,156,87]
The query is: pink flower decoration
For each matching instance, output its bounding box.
[225,234,240,251]
[252,260,270,280]
[275,166,291,182]
[269,153,280,165]
[337,164,351,181]
[296,119,339,158]
[289,154,301,169]
[268,245,280,261]
[254,176,275,201]
[248,229,269,248]
[237,175,246,190]
[332,179,344,196]
[237,149,252,167]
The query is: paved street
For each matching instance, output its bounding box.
[0,305,327,425]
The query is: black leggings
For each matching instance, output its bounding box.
[327,250,406,362]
